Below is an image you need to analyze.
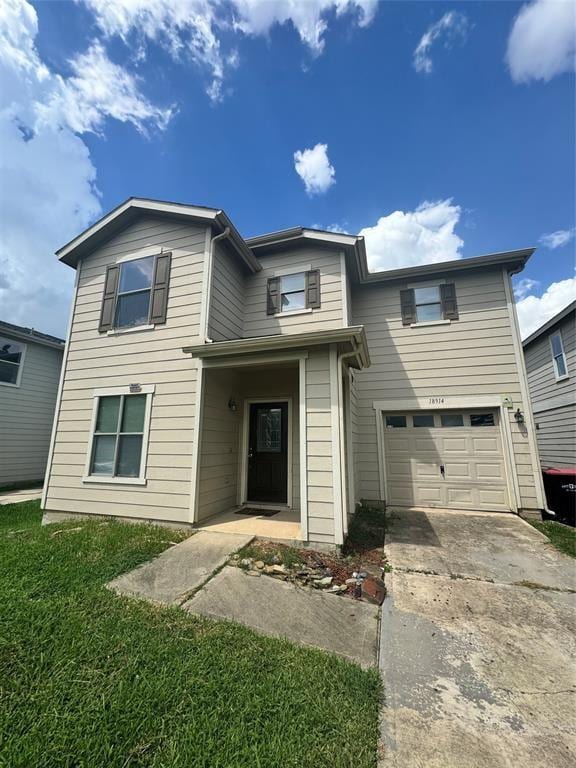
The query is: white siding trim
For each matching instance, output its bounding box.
[0,340,27,388]
[203,351,308,369]
[189,359,205,523]
[372,395,505,411]
[273,264,312,277]
[115,247,165,264]
[239,397,293,508]
[329,344,344,545]
[340,252,349,326]
[503,268,546,509]
[41,265,80,509]
[299,356,308,540]
[199,227,213,342]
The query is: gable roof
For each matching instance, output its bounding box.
[56,197,260,272]
[522,300,576,347]
[0,320,64,350]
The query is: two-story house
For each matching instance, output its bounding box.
[523,301,575,469]
[41,198,545,547]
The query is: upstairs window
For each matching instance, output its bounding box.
[0,337,25,386]
[550,331,569,380]
[267,270,321,315]
[400,283,459,325]
[116,257,155,329]
[99,253,172,333]
[414,286,443,322]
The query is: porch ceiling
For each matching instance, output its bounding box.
[183,326,370,368]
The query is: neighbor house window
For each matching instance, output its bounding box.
[550,331,569,380]
[115,256,155,329]
[86,388,153,482]
[266,270,321,314]
[0,337,25,386]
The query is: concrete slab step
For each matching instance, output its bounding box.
[107,531,254,605]
[183,566,380,668]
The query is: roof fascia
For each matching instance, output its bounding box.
[0,326,64,350]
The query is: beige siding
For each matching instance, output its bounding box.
[208,240,245,341]
[0,338,63,485]
[44,216,209,523]
[243,247,345,338]
[305,347,336,543]
[351,268,540,510]
[197,368,241,520]
[524,311,576,467]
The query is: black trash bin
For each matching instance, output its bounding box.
[542,468,576,527]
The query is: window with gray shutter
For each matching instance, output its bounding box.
[400,289,417,325]
[440,283,459,320]
[98,253,171,332]
[267,270,321,315]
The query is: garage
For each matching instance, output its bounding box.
[383,410,510,512]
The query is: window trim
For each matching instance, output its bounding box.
[0,338,27,388]
[549,330,569,381]
[83,385,154,485]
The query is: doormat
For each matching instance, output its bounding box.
[235,508,280,518]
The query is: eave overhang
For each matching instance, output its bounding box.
[56,197,261,272]
[183,326,370,369]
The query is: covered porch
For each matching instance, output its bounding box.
[183,328,370,547]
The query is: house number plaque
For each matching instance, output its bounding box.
[428,397,445,405]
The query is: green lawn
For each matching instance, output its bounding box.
[531,520,576,558]
[0,501,381,768]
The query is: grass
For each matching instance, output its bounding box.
[0,500,381,768]
[531,520,576,558]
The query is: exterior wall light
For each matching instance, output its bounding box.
[514,408,524,424]
[228,398,237,412]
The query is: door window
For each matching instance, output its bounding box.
[413,413,435,427]
[386,415,406,428]
[441,414,464,427]
[470,413,495,427]
[256,408,282,452]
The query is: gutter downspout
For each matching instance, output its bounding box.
[337,339,362,538]
[203,227,230,343]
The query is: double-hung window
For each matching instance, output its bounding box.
[414,286,443,322]
[280,273,306,311]
[266,270,321,315]
[550,331,569,380]
[0,337,25,386]
[86,387,153,483]
[115,256,155,329]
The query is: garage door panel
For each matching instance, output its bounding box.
[384,410,509,513]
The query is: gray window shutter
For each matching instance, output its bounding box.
[400,288,416,326]
[306,270,321,309]
[149,252,172,325]
[440,283,459,320]
[99,264,120,333]
[267,277,280,315]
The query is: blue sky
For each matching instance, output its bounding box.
[1,0,574,338]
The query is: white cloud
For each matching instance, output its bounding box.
[360,199,464,272]
[507,0,576,83]
[539,228,576,249]
[294,143,336,195]
[0,0,172,337]
[516,277,576,338]
[514,277,540,299]
[83,0,378,101]
[413,11,470,74]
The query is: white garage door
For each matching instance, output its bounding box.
[383,410,510,512]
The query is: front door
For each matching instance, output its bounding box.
[247,402,288,504]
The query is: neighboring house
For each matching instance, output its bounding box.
[523,301,576,469]
[0,321,64,487]
[41,198,545,546]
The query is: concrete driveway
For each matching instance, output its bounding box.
[380,508,576,768]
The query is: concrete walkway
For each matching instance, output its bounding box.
[380,508,576,768]
[0,487,43,505]
[184,566,380,667]
[108,530,254,605]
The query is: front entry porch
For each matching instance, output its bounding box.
[195,506,301,542]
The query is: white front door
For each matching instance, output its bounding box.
[383,410,509,512]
